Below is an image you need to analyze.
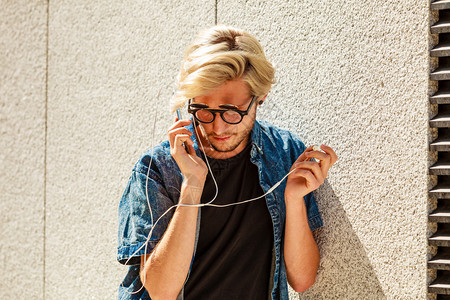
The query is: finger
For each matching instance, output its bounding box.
[320,144,338,165]
[168,127,193,148]
[295,145,315,163]
[172,134,192,155]
[305,151,331,176]
[305,151,329,161]
[290,168,321,191]
[291,161,324,185]
[168,127,194,138]
[187,140,196,155]
[319,159,331,179]
[168,119,192,132]
[168,122,192,147]
[181,137,195,155]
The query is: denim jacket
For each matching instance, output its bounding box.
[117,120,323,300]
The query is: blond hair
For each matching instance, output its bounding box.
[172,25,275,110]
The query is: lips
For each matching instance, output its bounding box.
[211,135,231,142]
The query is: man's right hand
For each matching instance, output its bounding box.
[168,118,208,187]
[142,118,207,299]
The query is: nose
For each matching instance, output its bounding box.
[211,113,229,135]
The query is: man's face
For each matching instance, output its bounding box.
[192,79,258,159]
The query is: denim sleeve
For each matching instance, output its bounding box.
[117,167,176,266]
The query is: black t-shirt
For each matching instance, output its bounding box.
[184,143,274,300]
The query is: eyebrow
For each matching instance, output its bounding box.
[191,97,252,110]
[190,103,240,110]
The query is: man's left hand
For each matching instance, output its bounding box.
[285,145,337,203]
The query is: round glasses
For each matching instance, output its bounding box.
[188,96,258,125]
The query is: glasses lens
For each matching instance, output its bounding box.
[222,110,242,124]
[195,109,214,123]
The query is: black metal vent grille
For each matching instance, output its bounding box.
[429,1,450,296]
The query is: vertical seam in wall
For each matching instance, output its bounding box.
[215,0,218,25]
[44,0,49,299]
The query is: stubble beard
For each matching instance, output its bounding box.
[200,116,255,154]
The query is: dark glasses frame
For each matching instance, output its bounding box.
[187,95,258,125]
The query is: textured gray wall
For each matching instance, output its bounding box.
[0,0,430,299]
[0,1,47,299]
[218,0,429,299]
[217,1,430,299]
[46,1,214,299]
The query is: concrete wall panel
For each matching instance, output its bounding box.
[218,1,429,298]
[46,1,214,298]
[0,0,432,298]
[0,1,48,299]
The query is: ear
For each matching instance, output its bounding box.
[258,93,268,105]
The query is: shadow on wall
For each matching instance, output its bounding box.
[295,180,386,299]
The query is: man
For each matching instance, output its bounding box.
[118,25,337,300]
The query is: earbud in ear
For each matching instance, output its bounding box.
[258,100,264,105]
